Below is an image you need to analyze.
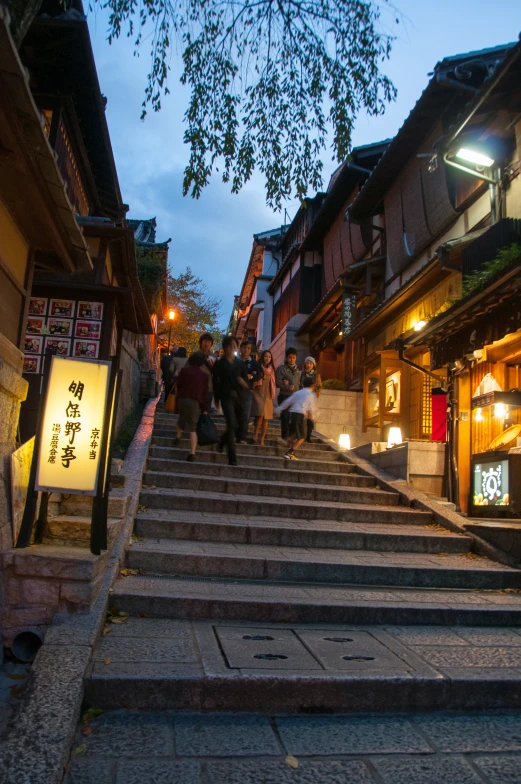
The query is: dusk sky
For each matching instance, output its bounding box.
[87,1,519,328]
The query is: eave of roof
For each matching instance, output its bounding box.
[0,8,92,272]
[348,42,516,222]
[23,15,125,221]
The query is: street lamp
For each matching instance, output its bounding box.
[167,310,175,352]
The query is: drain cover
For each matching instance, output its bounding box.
[343,655,375,662]
[254,654,288,660]
[323,637,354,643]
[243,635,274,641]
[214,626,321,670]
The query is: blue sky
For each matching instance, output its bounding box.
[87,0,519,327]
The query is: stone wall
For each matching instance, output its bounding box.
[116,333,142,432]
[314,389,382,448]
[356,440,446,497]
[0,334,29,657]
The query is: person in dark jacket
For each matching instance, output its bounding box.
[213,336,249,466]
[160,347,177,404]
[275,347,300,440]
[237,340,260,443]
[174,351,209,461]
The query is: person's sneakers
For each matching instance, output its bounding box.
[173,437,180,446]
[285,449,299,461]
[229,458,238,466]
[186,454,195,462]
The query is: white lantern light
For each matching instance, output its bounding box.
[387,427,403,449]
[338,433,351,450]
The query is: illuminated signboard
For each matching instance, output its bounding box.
[473,459,510,507]
[35,356,111,495]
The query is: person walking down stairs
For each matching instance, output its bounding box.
[300,356,322,442]
[213,336,249,466]
[252,349,277,446]
[275,348,301,440]
[275,377,318,461]
[173,351,209,462]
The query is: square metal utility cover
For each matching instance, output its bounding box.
[296,629,411,671]
[215,626,322,670]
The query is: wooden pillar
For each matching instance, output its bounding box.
[457,370,472,514]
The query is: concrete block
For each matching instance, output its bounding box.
[5,577,20,605]
[21,578,61,606]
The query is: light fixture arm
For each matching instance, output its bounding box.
[442,152,497,185]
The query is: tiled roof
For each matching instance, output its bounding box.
[129,218,157,244]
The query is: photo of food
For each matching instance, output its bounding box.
[26,317,45,334]
[44,337,70,356]
[24,335,43,354]
[49,299,75,318]
[48,318,73,336]
[75,320,101,340]
[23,355,41,374]
[73,339,99,358]
[78,301,103,320]
[28,297,47,316]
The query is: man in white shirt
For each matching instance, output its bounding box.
[274,377,317,460]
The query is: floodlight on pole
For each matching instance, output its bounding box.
[455,148,495,168]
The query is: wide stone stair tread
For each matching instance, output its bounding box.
[134,509,471,553]
[152,437,343,460]
[148,445,358,472]
[126,538,520,589]
[145,457,374,487]
[138,487,428,525]
[142,470,398,506]
[110,574,521,626]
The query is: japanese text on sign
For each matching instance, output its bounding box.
[36,357,111,495]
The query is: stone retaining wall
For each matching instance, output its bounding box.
[316,389,381,448]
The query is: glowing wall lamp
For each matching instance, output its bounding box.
[455,147,495,168]
[414,320,427,332]
[338,433,351,450]
[167,309,175,352]
[387,427,403,449]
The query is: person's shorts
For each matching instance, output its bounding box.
[290,412,306,440]
[177,398,200,432]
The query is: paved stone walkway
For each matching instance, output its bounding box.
[65,709,521,783]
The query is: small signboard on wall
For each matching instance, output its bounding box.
[35,356,111,495]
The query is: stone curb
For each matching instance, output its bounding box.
[315,432,521,570]
[0,395,160,784]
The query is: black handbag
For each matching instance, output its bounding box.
[197,413,219,446]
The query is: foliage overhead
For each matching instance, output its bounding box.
[98,0,397,209]
[136,248,166,314]
[162,266,222,352]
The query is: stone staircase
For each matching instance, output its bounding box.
[83,410,521,713]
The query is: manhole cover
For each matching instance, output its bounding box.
[243,635,274,641]
[254,654,288,660]
[323,637,354,643]
[342,655,375,662]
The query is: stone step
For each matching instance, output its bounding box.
[153,428,333,451]
[148,445,357,473]
[109,575,521,626]
[142,470,397,507]
[59,489,130,519]
[146,457,372,488]
[134,509,471,554]
[126,538,519,589]
[44,515,124,549]
[152,437,342,461]
[138,487,431,525]
[83,617,521,712]
[155,413,282,432]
